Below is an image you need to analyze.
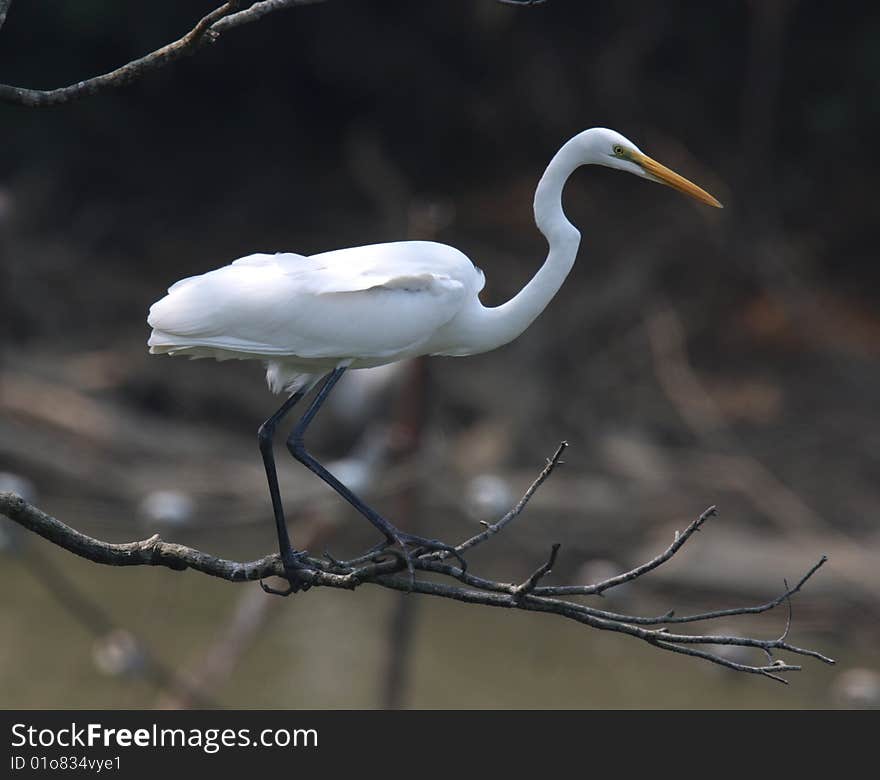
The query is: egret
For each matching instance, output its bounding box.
[147,127,721,593]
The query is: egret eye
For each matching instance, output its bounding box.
[613,145,625,157]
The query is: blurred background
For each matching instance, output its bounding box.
[1,0,878,709]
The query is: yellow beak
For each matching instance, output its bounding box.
[631,151,723,208]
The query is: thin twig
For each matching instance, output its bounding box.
[647,639,797,684]
[538,505,717,597]
[435,440,567,560]
[213,0,323,33]
[513,543,560,599]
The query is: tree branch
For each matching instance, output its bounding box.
[0,0,546,108]
[445,439,568,557]
[0,442,834,684]
[513,543,560,599]
[0,1,323,108]
[533,504,717,596]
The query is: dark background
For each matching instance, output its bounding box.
[1,1,878,708]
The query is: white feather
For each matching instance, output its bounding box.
[147,241,483,391]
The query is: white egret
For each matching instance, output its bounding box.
[147,127,721,593]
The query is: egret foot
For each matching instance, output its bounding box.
[260,549,311,597]
[380,531,468,582]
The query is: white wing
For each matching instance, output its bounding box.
[148,241,480,360]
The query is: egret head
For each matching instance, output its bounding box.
[580,128,722,208]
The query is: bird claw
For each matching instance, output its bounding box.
[318,535,468,589]
[323,550,352,571]
[260,549,311,597]
[384,532,468,581]
[260,578,302,597]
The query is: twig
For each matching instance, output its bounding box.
[0,479,834,684]
[438,440,568,559]
[214,0,323,32]
[514,543,560,599]
[418,552,830,631]
[0,1,322,108]
[536,505,717,596]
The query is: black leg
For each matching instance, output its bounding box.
[257,387,308,596]
[284,367,467,579]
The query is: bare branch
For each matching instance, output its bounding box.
[535,505,717,597]
[513,543,560,599]
[1,491,284,580]
[0,1,324,108]
[0,0,543,108]
[440,440,568,559]
[647,639,798,684]
[0,467,834,684]
[213,0,323,32]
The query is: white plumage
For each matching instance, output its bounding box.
[149,241,484,393]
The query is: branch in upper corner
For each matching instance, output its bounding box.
[0,438,835,685]
[0,0,547,108]
[0,1,320,108]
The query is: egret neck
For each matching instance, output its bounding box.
[470,135,583,353]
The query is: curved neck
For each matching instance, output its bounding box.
[475,137,583,351]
